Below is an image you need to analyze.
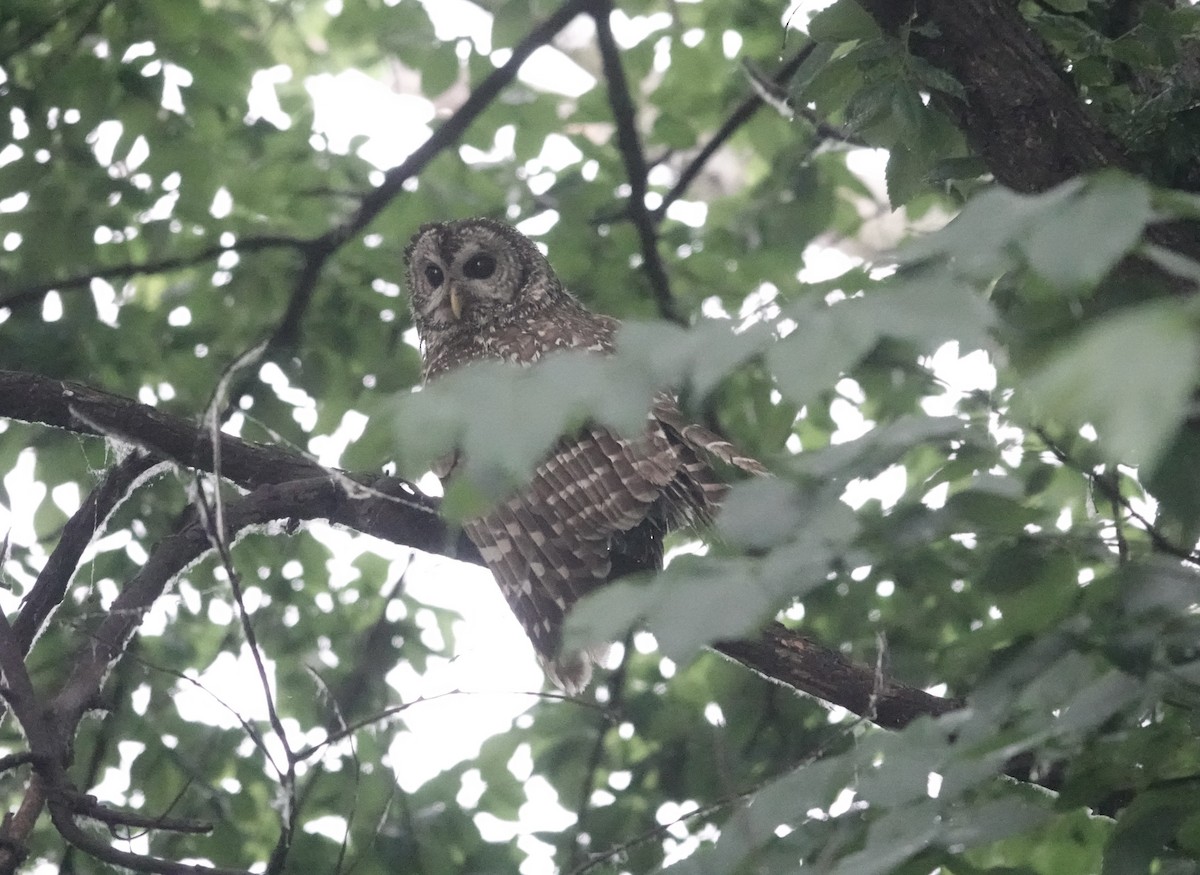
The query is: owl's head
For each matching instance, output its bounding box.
[404,217,562,338]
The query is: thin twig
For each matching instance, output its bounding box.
[1104,473,1131,564]
[654,45,817,220]
[297,668,359,875]
[294,688,609,762]
[191,483,297,863]
[567,632,631,871]
[1035,427,1200,565]
[569,718,865,875]
[126,650,271,755]
[14,452,163,653]
[0,235,305,312]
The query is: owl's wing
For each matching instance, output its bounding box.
[462,421,680,693]
[461,397,768,694]
[651,396,769,477]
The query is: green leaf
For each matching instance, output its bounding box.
[1019,172,1154,292]
[886,143,929,208]
[567,482,857,661]
[1020,300,1200,469]
[807,0,882,42]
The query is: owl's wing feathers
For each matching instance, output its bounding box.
[463,389,766,693]
[407,219,768,693]
[464,420,681,692]
[651,396,769,479]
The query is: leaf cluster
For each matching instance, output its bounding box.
[4,0,1200,873]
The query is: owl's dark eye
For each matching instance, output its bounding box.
[463,253,497,280]
[424,264,444,287]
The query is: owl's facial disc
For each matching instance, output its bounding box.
[437,244,513,322]
[405,218,541,335]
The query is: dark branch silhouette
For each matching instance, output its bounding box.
[654,46,817,221]
[0,367,953,735]
[0,235,306,313]
[591,0,680,324]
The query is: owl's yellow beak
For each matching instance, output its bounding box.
[449,284,463,320]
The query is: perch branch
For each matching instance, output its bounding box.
[715,624,962,731]
[0,368,955,733]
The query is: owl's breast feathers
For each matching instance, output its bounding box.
[421,305,617,379]
[428,305,763,693]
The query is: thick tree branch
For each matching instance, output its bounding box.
[715,624,961,731]
[0,370,454,547]
[859,0,1124,192]
[855,0,1200,261]
[0,370,349,490]
[0,369,954,733]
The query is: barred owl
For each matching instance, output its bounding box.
[404,217,765,692]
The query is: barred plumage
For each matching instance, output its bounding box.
[405,218,764,692]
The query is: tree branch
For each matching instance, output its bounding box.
[715,624,962,731]
[2,0,593,343]
[654,46,817,221]
[0,370,351,490]
[1034,427,1200,566]
[46,801,253,875]
[14,452,164,653]
[0,235,305,313]
[317,0,596,254]
[66,792,213,835]
[568,632,630,871]
[854,0,1200,261]
[591,0,681,324]
[858,0,1124,192]
[0,367,954,733]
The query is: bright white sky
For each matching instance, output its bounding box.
[0,1,1009,871]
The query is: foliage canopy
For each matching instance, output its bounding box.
[3,0,1200,873]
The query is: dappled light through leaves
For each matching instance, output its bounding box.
[3,0,1200,873]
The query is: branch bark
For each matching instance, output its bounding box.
[0,368,950,733]
[855,0,1200,260]
[859,0,1124,192]
[715,625,961,731]
[592,0,681,323]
